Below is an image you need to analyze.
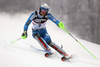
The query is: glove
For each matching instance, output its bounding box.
[58,22,65,29]
[21,31,27,39]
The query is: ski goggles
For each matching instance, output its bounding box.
[40,7,49,12]
[41,9,47,12]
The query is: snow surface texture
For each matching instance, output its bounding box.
[0,13,100,67]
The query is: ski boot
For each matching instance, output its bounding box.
[45,52,53,57]
[61,54,72,61]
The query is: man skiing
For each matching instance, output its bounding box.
[21,3,70,61]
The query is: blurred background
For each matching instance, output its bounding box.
[0,0,100,45]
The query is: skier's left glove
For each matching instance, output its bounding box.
[21,31,27,39]
[58,22,65,29]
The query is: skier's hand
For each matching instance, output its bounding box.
[58,22,65,29]
[21,31,27,39]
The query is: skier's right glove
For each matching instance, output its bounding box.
[21,31,27,39]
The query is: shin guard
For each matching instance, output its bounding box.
[48,41,66,56]
[34,33,50,51]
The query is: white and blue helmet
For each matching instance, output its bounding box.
[40,3,49,13]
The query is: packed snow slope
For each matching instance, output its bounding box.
[0,13,100,67]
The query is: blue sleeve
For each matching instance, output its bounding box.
[48,13,60,25]
[24,12,35,31]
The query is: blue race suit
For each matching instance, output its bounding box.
[23,11,67,56]
[24,11,60,43]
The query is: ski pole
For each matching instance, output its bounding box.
[63,28,97,59]
[11,38,21,43]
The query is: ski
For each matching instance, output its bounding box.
[30,45,72,61]
[30,45,52,54]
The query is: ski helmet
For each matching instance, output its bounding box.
[39,3,49,13]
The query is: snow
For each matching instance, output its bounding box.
[0,13,100,67]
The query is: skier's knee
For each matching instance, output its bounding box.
[34,33,40,38]
[47,40,52,46]
[47,41,57,48]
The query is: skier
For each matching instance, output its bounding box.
[21,3,70,61]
